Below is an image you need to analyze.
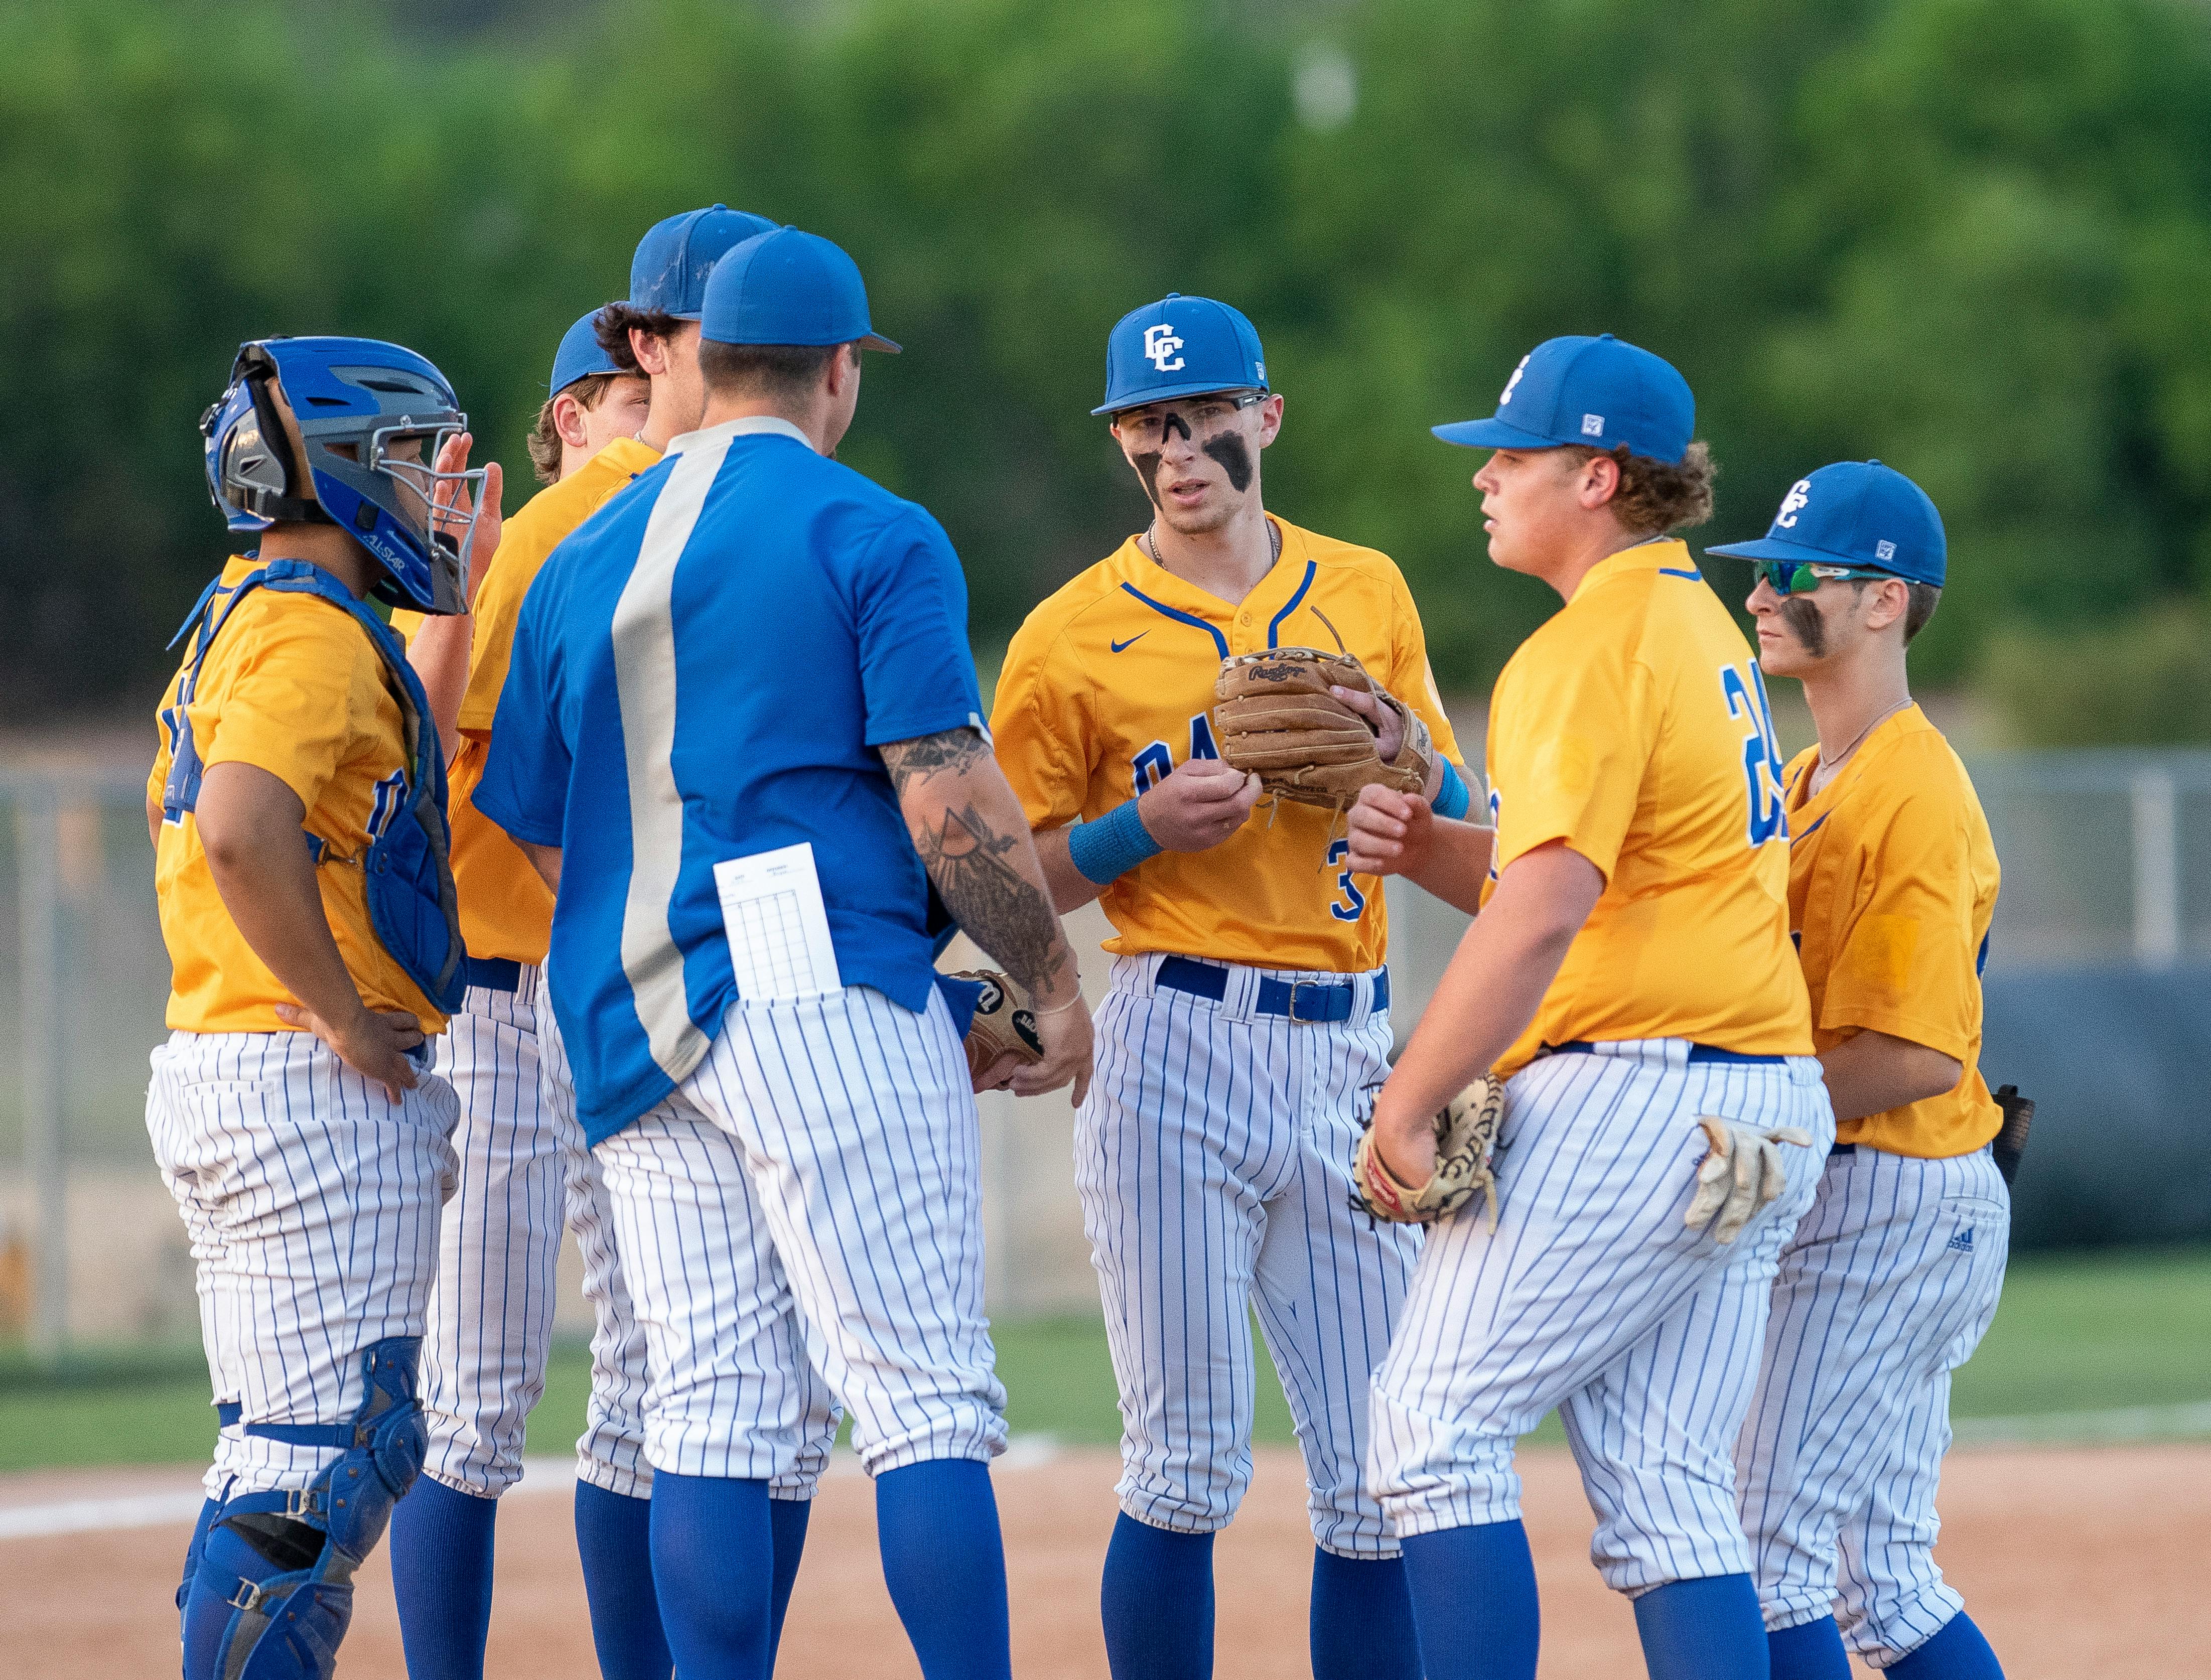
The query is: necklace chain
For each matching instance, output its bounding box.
[1811,697,1912,793]
[1144,516,1280,571]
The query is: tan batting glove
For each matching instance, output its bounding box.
[1684,1116,1814,1244]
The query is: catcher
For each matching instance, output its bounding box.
[991,292,1470,1680]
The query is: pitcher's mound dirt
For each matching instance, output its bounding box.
[9,1443,2205,1675]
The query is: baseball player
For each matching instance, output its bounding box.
[148,336,487,1680]
[1711,463,2011,1680]
[385,206,850,1680]
[990,294,1473,1680]
[1347,334,1833,1680]
[475,225,1092,1680]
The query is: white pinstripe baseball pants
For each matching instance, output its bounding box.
[1077,953,1420,1557]
[147,1029,459,1498]
[1735,1143,2010,1664]
[591,984,1005,1481]
[1369,1040,1834,1593]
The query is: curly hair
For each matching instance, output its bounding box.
[593,302,677,374]
[1561,440,1716,535]
[524,372,623,486]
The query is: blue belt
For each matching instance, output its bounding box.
[1830,1143,1856,1157]
[1547,1039,1788,1066]
[1154,955,1387,1023]
[461,955,521,993]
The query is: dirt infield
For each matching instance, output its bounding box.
[11,1441,2207,1676]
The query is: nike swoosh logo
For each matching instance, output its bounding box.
[1110,633,1149,653]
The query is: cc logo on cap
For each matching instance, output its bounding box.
[1144,323,1186,372]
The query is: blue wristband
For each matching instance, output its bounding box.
[1434,760,1473,821]
[1067,796,1164,885]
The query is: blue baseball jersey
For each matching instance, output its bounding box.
[476,415,987,1142]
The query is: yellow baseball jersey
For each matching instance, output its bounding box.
[150,555,448,1034]
[1485,539,1811,1078]
[1783,706,2002,1158]
[396,435,659,964]
[992,516,1463,973]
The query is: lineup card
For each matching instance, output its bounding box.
[712,842,843,1002]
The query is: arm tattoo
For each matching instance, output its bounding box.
[880,726,990,796]
[882,729,1070,998]
[910,801,1070,998]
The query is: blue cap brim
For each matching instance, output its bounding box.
[1431,416,1564,450]
[1704,534,1863,566]
[1093,377,1268,417]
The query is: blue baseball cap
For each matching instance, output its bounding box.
[1708,460,1947,587]
[1434,333,1695,464]
[548,309,622,397]
[629,204,778,318]
[699,226,899,353]
[1094,294,1269,416]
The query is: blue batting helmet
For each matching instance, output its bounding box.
[201,337,484,616]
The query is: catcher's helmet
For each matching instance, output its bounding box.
[200,337,483,615]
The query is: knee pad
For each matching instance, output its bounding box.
[187,1338,426,1680]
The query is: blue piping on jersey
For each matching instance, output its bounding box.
[1119,581,1229,658]
[1657,567,1703,581]
[1266,560,1317,648]
[1790,811,1830,844]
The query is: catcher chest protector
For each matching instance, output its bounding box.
[161,558,465,1015]
[181,1338,428,1680]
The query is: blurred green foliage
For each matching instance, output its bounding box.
[7,0,2211,733]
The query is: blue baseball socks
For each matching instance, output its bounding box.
[389,1475,498,1679]
[1310,1546,1421,1679]
[1400,1519,1543,1680]
[1632,1574,1772,1680]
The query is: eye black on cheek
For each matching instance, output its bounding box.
[1134,450,1164,506]
[1202,434,1253,492]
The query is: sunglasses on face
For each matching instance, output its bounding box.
[1753,558,1899,597]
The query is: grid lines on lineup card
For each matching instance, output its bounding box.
[733,888,812,1000]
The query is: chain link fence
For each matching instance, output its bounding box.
[5,751,2209,1360]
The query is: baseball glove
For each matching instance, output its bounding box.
[1352,1076,1505,1230]
[1684,1116,1814,1244]
[1991,1083,2033,1187]
[1212,648,1433,810]
[946,968,1043,1081]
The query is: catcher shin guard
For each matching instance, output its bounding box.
[185,1338,428,1680]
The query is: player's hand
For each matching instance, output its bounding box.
[1328,684,1403,758]
[1368,1088,1438,1188]
[273,1001,426,1103]
[1136,758,1264,852]
[970,1048,1025,1094]
[1346,785,1434,878]
[434,431,503,608]
[1016,995,1095,1106]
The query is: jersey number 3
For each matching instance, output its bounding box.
[1720,662,1787,846]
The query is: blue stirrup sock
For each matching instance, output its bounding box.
[575,1480,674,1680]
[1888,1611,2005,1679]
[388,1475,498,1680]
[1401,1520,1541,1680]
[1632,1574,1771,1680]
[1769,1614,1851,1679]
[649,1472,774,1680]
[1310,1547,1421,1680]
[875,1458,1013,1679]
[769,1494,813,1659]
[1101,1513,1214,1680]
